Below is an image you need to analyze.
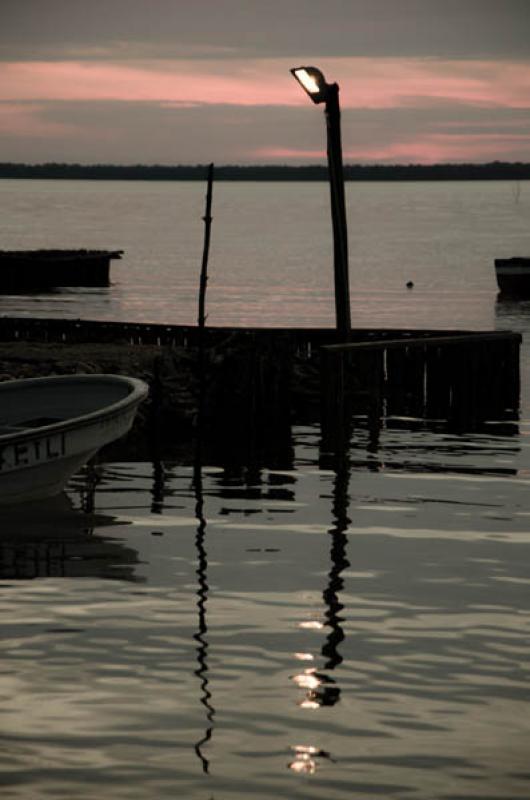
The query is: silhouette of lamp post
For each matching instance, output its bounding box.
[290,66,351,340]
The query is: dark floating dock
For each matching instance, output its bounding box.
[495,257,530,297]
[0,249,123,291]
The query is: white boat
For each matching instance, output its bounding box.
[0,374,148,504]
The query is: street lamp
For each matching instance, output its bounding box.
[291,66,351,339]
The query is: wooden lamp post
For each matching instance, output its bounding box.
[291,66,351,340]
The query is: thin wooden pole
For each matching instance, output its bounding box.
[198,163,214,334]
[196,162,214,464]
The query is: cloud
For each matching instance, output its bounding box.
[255,148,326,160]
[0,102,79,137]
[1,0,530,61]
[344,133,530,164]
[255,133,530,164]
[1,57,530,112]
[1,100,529,165]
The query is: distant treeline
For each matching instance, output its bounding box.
[1,162,530,181]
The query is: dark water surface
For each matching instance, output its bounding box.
[1,420,530,799]
[1,180,530,798]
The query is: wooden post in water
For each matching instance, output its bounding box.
[325,84,351,341]
[321,347,346,454]
[198,164,214,337]
[196,163,214,465]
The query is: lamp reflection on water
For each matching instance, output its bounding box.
[298,619,324,630]
[289,746,317,774]
[288,745,335,774]
[293,651,314,661]
[293,668,321,690]
[289,445,351,770]
[294,668,340,709]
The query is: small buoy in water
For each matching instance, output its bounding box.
[406,280,414,289]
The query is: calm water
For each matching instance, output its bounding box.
[1,180,530,799]
[0,178,529,330]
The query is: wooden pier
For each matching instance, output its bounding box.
[0,317,522,459]
[320,331,521,451]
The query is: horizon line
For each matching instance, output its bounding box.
[2,160,530,168]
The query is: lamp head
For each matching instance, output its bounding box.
[290,66,330,104]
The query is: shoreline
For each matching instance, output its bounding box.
[2,162,530,182]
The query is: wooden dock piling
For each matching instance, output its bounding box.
[0,319,521,462]
[320,331,522,451]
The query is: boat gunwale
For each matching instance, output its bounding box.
[0,374,149,445]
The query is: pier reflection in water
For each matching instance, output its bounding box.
[191,457,215,774]
[0,493,139,581]
[0,415,529,799]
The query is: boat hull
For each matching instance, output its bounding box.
[0,374,148,504]
[495,258,530,297]
[0,450,100,504]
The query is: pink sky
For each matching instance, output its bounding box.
[258,134,530,164]
[2,57,529,108]
[1,0,530,164]
[1,56,529,163]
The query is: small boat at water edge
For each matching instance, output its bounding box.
[0,249,123,291]
[495,257,530,297]
[0,374,148,504]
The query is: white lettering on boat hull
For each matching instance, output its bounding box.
[0,432,66,472]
